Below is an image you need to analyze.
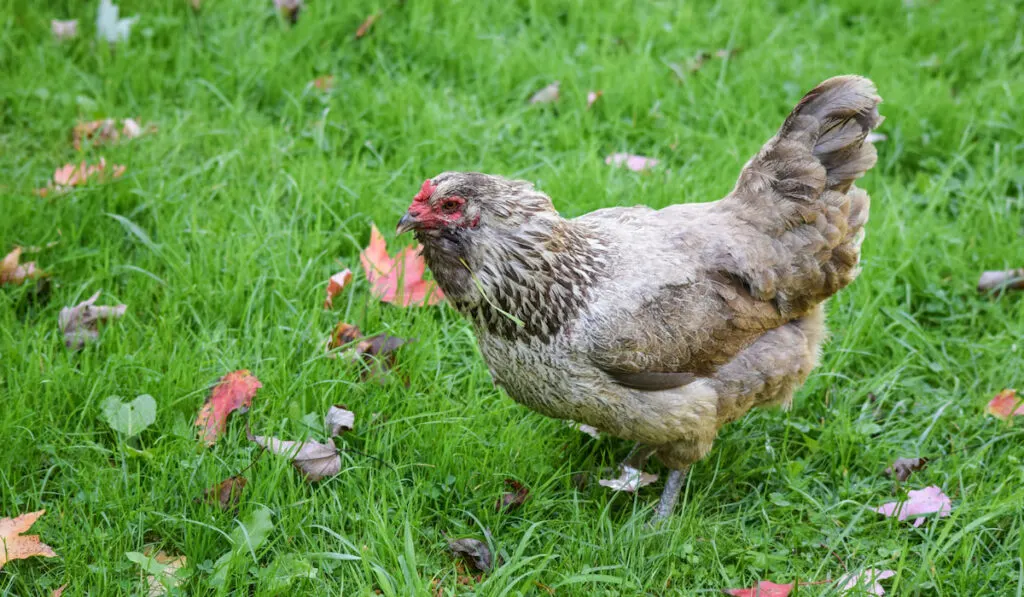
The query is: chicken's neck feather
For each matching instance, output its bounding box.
[421,213,608,343]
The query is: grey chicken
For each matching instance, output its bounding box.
[397,76,882,520]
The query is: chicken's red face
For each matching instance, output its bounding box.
[396,178,480,235]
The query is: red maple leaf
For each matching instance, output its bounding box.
[359,224,443,307]
[195,370,262,446]
[722,580,795,597]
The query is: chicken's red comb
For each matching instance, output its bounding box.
[413,179,436,203]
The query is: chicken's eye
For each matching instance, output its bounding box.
[441,199,461,213]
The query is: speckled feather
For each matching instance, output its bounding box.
[413,76,882,469]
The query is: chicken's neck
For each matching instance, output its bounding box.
[421,216,608,343]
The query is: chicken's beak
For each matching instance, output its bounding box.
[396,212,420,235]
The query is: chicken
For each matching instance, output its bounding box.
[397,75,883,520]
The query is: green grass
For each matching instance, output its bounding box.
[2,0,1023,594]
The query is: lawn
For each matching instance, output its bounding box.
[2,0,1023,594]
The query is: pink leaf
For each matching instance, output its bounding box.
[874,485,952,527]
[323,269,353,309]
[586,90,603,109]
[605,153,660,172]
[987,389,1024,419]
[722,580,795,597]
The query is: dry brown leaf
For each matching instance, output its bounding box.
[250,434,341,482]
[195,370,262,446]
[884,457,928,482]
[355,12,380,38]
[0,510,58,569]
[977,269,1024,292]
[141,549,187,596]
[323,269,353,309]
[1,247,44,286]
[987,389,1024,419]
[189,0,201,11]
[528,81,560,104]
[59,291,127,349]
[274,0,302,23]
[598,465,658,492]
[51,20,78,40]
[447,538,492,572]
[495,479,529,512]
[326,321,413,380]
[200,476,247,511]
[325,405,355,436]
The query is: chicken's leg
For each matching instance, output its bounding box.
[652,467,689,522]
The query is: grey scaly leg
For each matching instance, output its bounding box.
[652,467,689,522]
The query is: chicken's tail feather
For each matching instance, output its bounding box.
[727,76,882,316]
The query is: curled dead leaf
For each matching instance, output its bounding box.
[978,269,1024,292]
[249,433,341,482]
[326,321,413,381]
[51,20,78,40]
[323,269,353,309]
[37,158,126,197]
[325,405,355,436]
[884,457,928,482]
[274,0,302,23]
[195,370,262,446]
[586,90,603,109]
[51,584,68,597]
[447,538,492,572]
[59,291,127,349]
[528,81,560,104]
[1,247,45,286]
[200,476,247,511]
[496,479,529,512]
[598,465,658,492]
[0,510,58,569]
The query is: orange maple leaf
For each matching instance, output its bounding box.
[987,389,1024,419]
[195,370,262,446]
[359,224,443,307]
[0,510,58,569]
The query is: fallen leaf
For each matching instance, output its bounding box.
[323,269,353,309]
[722,581,794,597]
[249,434,341,482]
[73,118,153,150]
[837,569,895,596]
[586,90,603,109]
[355,12,379,38]
[1,247,44,286]
[51,585,68,597]
[528,81,560,104]
[195,370,262,446]
[987,389,1024,419]
[360,224,444,307]
[884,457,927,482]
[0,510,58,569]
[326,322,413,381]
[567,420,600,439]
[326,405,355,436]
[866,132,888,143]
[127,549,188,596]
[96,0,139,43]
[978,269,1024,292]
[605,153,660,172]
[447,538,492,572]
[874,485,952,527]
[312,75,336,93]
[37,158,126,196]
[189,0,201,11]
[51,19,78,40]
[598,465,658,492]
[496,479,529,512]
[200,476,247,511]
[59,290,127,349]
[714,47,740,59]
[274,0,303,23]
[102,394,157,437]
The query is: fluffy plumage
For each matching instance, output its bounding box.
[398,75,883,518]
